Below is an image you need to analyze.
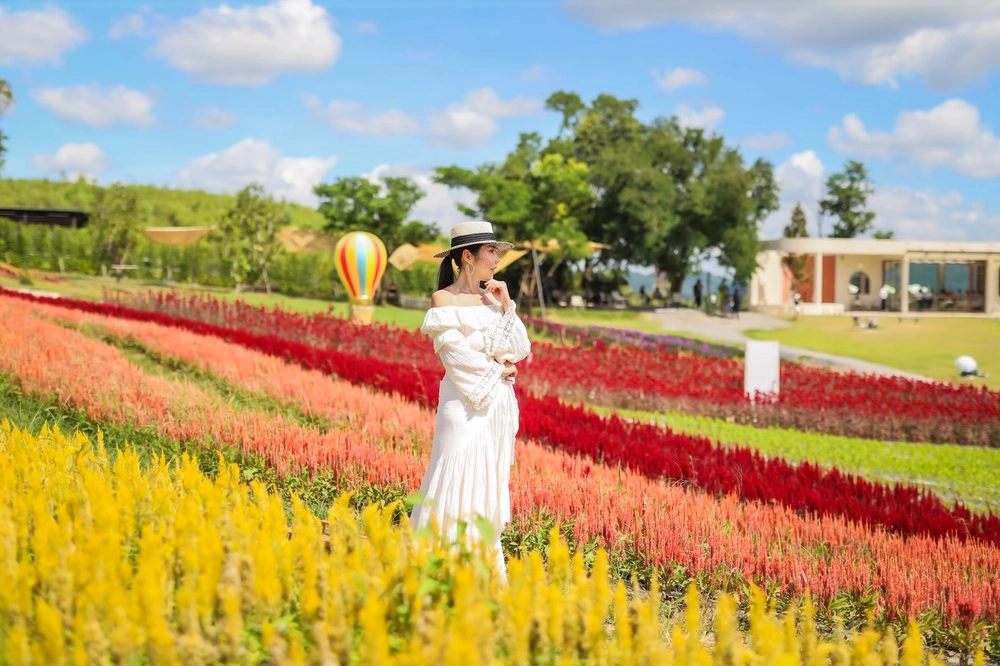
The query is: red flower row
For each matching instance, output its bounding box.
[103,289,1000,446]
[10,286,998,545]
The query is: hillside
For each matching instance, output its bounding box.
[0,178,328,230]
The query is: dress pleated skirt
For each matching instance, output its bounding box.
[409,377,518,582]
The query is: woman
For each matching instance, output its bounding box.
[410,221,531,583]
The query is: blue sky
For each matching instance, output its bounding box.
[1,0,999,242]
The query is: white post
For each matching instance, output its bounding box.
[813,253,823,304]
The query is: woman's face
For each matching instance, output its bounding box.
[466,244,501,282]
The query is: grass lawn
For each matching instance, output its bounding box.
[595,405,1000,514]
[745,314,1000,390]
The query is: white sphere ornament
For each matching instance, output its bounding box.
[955,355,978,375]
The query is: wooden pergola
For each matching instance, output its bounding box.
[0,207,90,229]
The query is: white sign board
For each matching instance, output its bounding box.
[744,340,780,401]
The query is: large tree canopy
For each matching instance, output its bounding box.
[543,91,780,292]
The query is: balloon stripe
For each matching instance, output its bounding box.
[356,234,370,298]
[372,237,385,292]
[339,240,359,297]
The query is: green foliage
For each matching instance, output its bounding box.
[820,160,876,239]
[873,230,895,239]
[0,177,326,229]
[216,183,287,292]
[434,132,594,271]
[314,175,432,256]
[90,182,145,266]
[782,203,810,284]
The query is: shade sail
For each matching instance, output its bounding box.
[276,226,340,253]
[140,226,216,247]
[388,243,447,271]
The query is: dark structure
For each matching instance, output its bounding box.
[0,206,89,229]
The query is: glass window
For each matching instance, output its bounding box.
[849,271,870,295]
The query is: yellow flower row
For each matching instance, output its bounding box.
[0,421,967,665]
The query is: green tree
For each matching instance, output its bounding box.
[873,229,895,239]
[820,160,876,238]
[313,176,430,256]
[782,202,810,285]
[434,132,594,303]
[0,79,13,174]
[90,183,145,267]
[216,182,286,293]
[544,92,779,295]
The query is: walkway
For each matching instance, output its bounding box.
[651,308,937,382]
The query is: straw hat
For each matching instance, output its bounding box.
[433,221,515,258]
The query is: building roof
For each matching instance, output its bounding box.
[0,206,90,228]
[761,237,1000,256]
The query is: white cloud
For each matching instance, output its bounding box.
[762,150,1000,241]
[674,104,725,131]
[153,0,341,86]
[304,87,542,148]
[32,143,111,177]
[827,99,1000,179]
[0,6,88,65]
[32,85,156,129]
[109,13,146,39]
[356,20,379,34]
[650,67,709,92]
[364,164,477,232]
[761,150,826,239]
[303,95,421,136]
[521,64,547,82]
[190,107,238,129]
[177,138,336,206]
[741,131,793,152]
[566,1,1000,91]
[428,88,543,148]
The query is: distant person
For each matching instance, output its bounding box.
[792,292,801,319]
[652,286,663,302]
[693,279,703,309]
[639,284,650,305]
[879,285,889,311]
[732,287,741,319]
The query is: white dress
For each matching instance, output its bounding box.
[410,302,531,582]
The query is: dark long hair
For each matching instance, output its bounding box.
[437,244,483,291]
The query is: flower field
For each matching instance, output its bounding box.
[3,288,1000,662]
[2,423,952,665]
[103,289,1000,446]
[18,288,1000,545]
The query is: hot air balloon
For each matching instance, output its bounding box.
[334,231,388,324]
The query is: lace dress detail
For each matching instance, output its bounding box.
[411,303,531,583]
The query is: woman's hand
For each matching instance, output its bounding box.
[501,360,518,381]
[483,279,513,310]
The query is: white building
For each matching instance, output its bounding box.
[750,238,1000,316]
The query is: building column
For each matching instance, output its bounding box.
[813,253,823,305]
[987,258,1000,315]
[900,256,910,314]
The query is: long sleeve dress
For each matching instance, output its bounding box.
[410,302,531,582]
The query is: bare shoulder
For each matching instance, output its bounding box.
[431,289,455,308]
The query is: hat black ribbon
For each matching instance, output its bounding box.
[450,232,496,247]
